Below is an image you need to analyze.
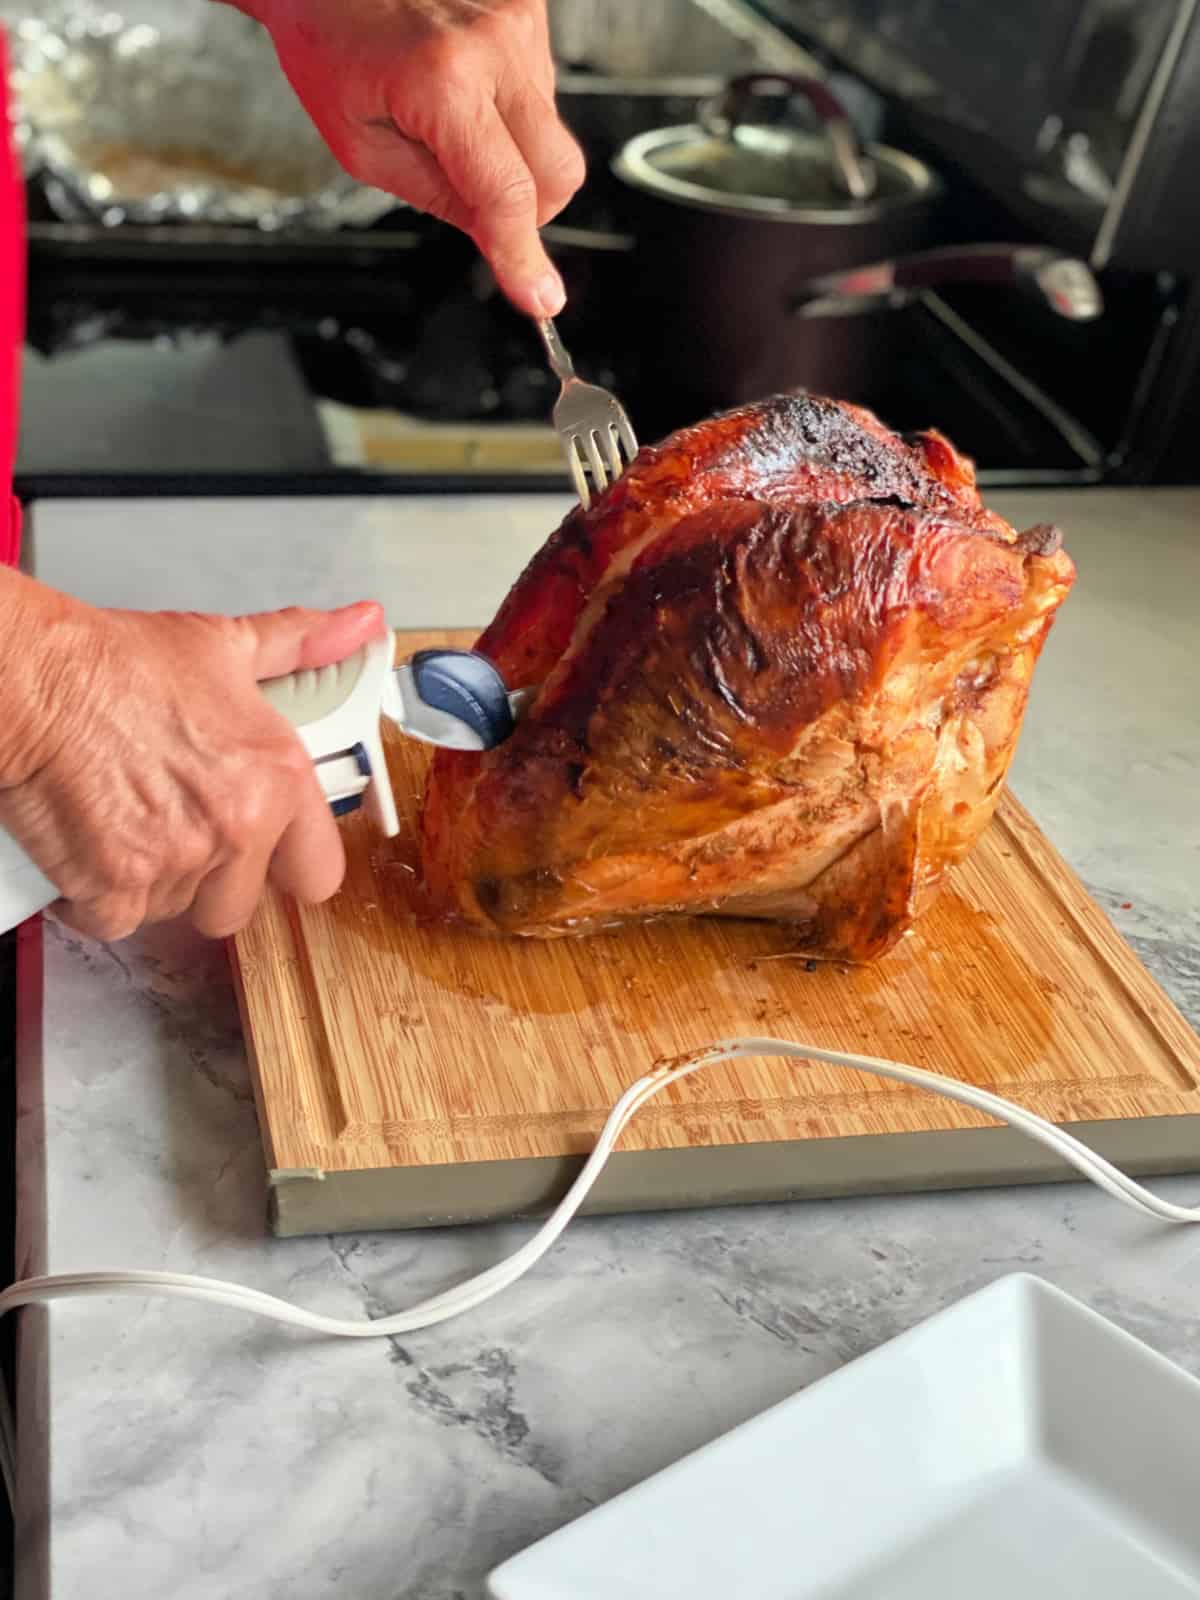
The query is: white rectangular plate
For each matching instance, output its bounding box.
[488,1275,1200,1599]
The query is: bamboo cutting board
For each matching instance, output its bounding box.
[232,630,1200,1237]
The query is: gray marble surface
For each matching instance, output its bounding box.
[14,487,1200,1600]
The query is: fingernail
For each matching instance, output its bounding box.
[352,601,387,634]
[532,271,566,317]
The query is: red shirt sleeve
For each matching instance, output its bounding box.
[0,28,25,569]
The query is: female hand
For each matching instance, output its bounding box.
[0,578,384,941]
[248,0,584,316]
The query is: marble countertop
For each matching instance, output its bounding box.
[15,487,1200,1600]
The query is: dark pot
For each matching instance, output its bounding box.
[609,74,943,416]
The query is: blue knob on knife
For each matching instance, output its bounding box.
[408,649,517,750]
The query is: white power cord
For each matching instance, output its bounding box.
[2,1035,1198,1510]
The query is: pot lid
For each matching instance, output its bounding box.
[613,73,939,224]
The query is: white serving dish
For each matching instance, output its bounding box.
[489,1274,1200,1599]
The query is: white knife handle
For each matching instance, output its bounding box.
[259,629,399,838]
[0,829,59,933]
[0,629,401,936]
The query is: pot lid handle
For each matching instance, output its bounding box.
[699,72,876,203]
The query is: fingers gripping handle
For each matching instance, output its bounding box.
[0,630,401,937]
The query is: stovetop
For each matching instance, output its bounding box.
[18,179,1100,498]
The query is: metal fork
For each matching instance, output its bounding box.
[537,318,639,508]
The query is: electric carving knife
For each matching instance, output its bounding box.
[0,631,530,935]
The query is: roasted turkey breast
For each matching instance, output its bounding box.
[421,393,1074,961]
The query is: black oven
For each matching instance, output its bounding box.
[11,0,1200,495]
[753,0,1200,484]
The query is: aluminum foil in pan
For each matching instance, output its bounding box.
[8,7,399,230]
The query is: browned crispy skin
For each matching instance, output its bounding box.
[421,394,1074,961]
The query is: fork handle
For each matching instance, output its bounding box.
[536,318,576,383]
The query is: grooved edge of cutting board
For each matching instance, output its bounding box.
[262,1117,1200,1238]
[232,630,1200,1234]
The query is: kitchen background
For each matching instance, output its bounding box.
[6,0,1200,493]
[2,9,1200,1597]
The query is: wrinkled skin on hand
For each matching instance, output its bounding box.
[0,577,384,941]
[244,0,584,314]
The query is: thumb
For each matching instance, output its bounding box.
[238,601,386,682]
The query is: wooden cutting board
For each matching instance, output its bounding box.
[231,630,1200,1237]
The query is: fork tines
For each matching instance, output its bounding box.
[538,317,639,509]
[565,407,639,509]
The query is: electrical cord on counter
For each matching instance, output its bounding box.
[2,1034,1198,1509]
